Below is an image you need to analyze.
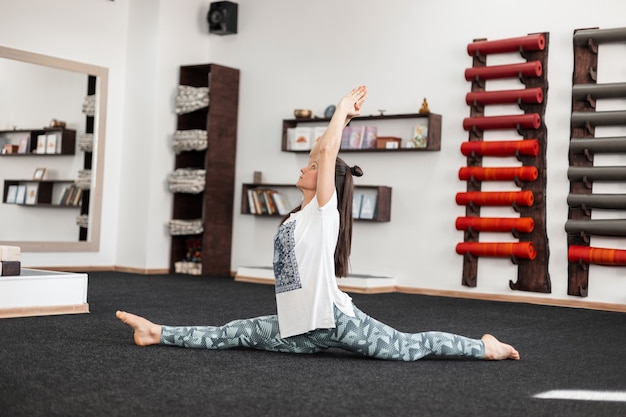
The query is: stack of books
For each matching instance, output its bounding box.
[0,245,21,276]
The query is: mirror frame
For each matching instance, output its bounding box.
[0,46,107,252]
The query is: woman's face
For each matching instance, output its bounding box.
[297,153,319,191]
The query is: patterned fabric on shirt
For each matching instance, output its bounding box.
[273,220,301,294]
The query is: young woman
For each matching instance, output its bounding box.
[117,86,520,361]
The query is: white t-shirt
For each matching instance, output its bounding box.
[273,191,355,338]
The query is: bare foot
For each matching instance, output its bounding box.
[116,310,161,346]
[481,334,520,360]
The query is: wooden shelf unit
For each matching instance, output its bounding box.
[2,179,78,207]
[281,112,441,152]
[459,32,551,293]
[169,64,240,277]
[241,182,392,222]
[566,26,626,296]
[0,128,76,155]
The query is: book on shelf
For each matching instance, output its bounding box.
[72,187,83,206]
[340,126,352,149]
[5,185,18,203]
[45,134,57,154]
[59,184,83,206]
[252,189,267,214]
[271,191,291,215]
[247,188,291,216]
[36,134,46,154]
[58,186,69,205]
[348,126,364,149]
[261,190,276,215]
[15,185,26,204]
[247,189,258,214]
[292,127,313,151]
[359,193,377,220]
[0,260,20,276]
[25,183,38,205]
[17,136,30,154]
[362,126,377,149]
[352,193,363,219]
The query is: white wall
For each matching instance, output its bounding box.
[2,0,626,306]
[213,0,626,306]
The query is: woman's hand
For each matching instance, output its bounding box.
[336,85,368,122]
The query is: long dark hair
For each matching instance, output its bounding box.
[280,157,363,278]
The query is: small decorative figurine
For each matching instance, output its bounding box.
[419,98,430,114]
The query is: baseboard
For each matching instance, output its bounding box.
[28,265,170,274]
[394,286,626,314]
[0,303,89,319]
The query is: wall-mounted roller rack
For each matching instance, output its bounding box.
[456,32,551,293]
[566,26,626,296]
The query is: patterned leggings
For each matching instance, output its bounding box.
[161,304,485,361]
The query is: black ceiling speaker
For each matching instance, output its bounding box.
[207,1,238,35]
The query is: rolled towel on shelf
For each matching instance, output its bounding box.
[568,166,626,182]
[455,217,534,233]
[455,191,534,207]
[567,193,626,210]
[175,85,209,114]
[464,61,542,81]
[569,137,626,154]
[168,168,206,194]
[463,113,541,131]
[460,139,539,157]
[565,219,626,237]
[455,241,536,260]
[168,219,204,235]
[466,87,543,106]
[568,245,626,266]
[458,166,538,182]
[467,33,545,56]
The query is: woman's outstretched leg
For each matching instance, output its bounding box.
[116,310,326,354]
[324,305,520,361]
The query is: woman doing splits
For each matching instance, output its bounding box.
[117,85,520,362]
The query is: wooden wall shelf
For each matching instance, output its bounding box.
[241,183,392,222]
[0,128,76,156]
[281,113,441,152]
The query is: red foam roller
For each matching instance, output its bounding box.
[460,140,539,157]
[462,114,541,131]
[464,61,543,81]
[467,34,545,56]
[568,245,626,266]
[455,241,536,260]
[455,217,535,233]
[455,191,534,207]
[465,88,543,106]
[458,166,538,182]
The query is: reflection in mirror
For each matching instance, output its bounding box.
[0,46,107,252]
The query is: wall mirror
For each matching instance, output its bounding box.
[0,46,107,252]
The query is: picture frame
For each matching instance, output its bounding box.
[15,185,27,204]
[5,185,18,203]
[33,168,46,180]
[25,183,38,205]
[359,193,377,220]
